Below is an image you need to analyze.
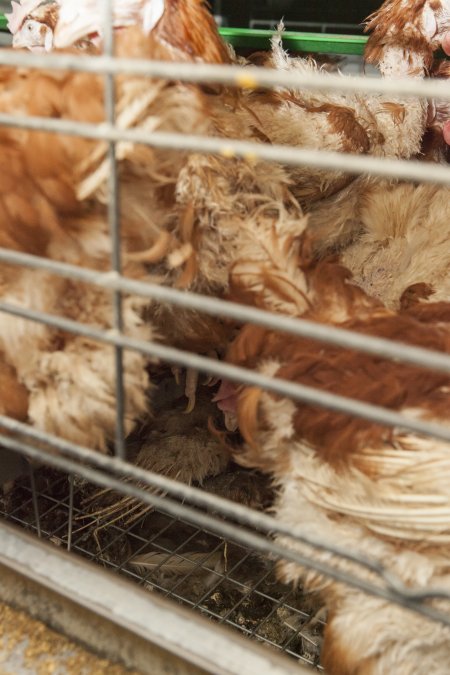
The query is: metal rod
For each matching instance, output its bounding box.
[67,474,74,552]
[1,431,450,629]
[0,50,448,101]
[0,112,449,186]
[0,301,450,443]
[28,463,41,539]
[0,248,449,375]
[102,0,125,460]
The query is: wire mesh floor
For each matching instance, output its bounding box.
[0,467,324,669]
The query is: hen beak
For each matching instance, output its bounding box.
[12,34,46,53]
[54,15,98,49]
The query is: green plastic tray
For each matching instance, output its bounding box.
[219,27,367,55]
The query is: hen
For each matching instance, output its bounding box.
[55,0,232,64]
[6,0,60,52]
[307,176,450,309]
[0,60,152,449]
[0,0,316,513]
[0,4,236,451]
[305,60,450,310]
[69,0,449,418]
[7,0,232,63]
[219,0,450,208]
[14,0,448,211]
[226,223,450,673]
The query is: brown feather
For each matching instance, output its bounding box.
[155,0,231,64]
[365,0,433,69]
[228,258,450,471]
[0,358,29,422]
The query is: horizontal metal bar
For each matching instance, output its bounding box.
[1,430,450,629]
[2,248,450,375]
[0,523,304,675]
[0,49,448,101]
[1,299,450,443]
[0,112,449,187]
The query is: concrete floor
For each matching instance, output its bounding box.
[0,603,140,675]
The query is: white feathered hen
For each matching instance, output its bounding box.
[6,0,166,52]
[6,0,60,52]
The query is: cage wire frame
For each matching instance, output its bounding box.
[0,472,327,668]
[0,0,449,662]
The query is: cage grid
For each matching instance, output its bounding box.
[0,3,449,673]
[0,468,324,668]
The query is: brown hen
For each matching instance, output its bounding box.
[226,217,450,672]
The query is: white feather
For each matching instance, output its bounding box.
[142,0,164,34]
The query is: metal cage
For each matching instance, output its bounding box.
[0,5,449,674]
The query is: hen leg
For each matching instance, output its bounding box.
[184,368,199,414]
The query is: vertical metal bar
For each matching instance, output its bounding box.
[103,0,126,460]
[28,463,41,538]
[67,474,74,552]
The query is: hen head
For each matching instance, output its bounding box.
[7,0,59,52]
[6,0,41,33]
[53,0,231,64]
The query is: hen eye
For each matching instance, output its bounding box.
[27,24,32,31]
